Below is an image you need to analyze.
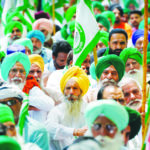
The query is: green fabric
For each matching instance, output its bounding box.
[101,11,116,25]
[96,14,110,31]
[65,5,76,22]
[0,51,6,59]
[69,20,76,33]
[89,60,98,80]
[0,104,15,123]
[123,8,130,14]
[139,18,150,30]
[67,35,74,48]
[61,24,69,39]
[1,52,31,81]
[4,21,23,35]
[95,55,125,81]
[99,31,109,47]
[120,47,142,65]
[16,0,34,11]
[92,1,104,13]
[125,106,141,139]
[147,52,150,64]
[85,100,129,131]
[0,136,21,150]
[147,43,150,52]
[124,0,139,8]
[141,4,150,15]
[13,38,33,54]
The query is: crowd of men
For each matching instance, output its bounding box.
[0,0,149,149]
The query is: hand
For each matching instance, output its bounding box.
[73,127,88,136]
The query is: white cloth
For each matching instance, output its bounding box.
[45,102,87,150]
[29,86,54,122]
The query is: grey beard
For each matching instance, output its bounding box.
[45,33,51,42]
[33,49,42,54]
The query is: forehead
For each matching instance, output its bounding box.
[122,81,140,92]
[31,37,41,42]
[136,37,144,43]
[110,33,126,41]
[12,62,25,70]
[113,8,120,14]
[57,52,68,59]
[0,97,20,102]
[103,65,117,72]
[12,27,20,31]
[130,13,141,18]
[65,78,80,88]
[104,86,123,96]
[30,63,41,70]
[126,58,137,64]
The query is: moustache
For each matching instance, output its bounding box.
[65,94,80,102]
[12,36,21,40]
[11,77,23,82]
[128,69,139,74]
[101,78,116,85]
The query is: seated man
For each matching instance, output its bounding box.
[45,66,90,150]
[85,100,129,150]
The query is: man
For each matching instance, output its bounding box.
[85,100,129,150]
[45,66,90,150]
[33,18,53,49]
[129,10,142,33]
[27,30,52,64]
[109,4,132,39]
[92,1,104,15]
[46,41,72,72]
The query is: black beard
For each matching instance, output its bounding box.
[54,60,65,69]
[109,48,122,56]
[115,19,120,24]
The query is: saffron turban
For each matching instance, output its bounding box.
[27,30,45,45]
[0,104,15,123]
[14,38,33,54]
[85,100,129,131]
[95,55,125,81]
[4,21,23,35]
[1,52,31,81]
[120,47,142,65]
[33,18,53,34]
[132,29,150,46]
[7,44,25,55]
[29,54,44,72]
[60,66,90,96]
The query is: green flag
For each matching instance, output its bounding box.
[73,0,100,66]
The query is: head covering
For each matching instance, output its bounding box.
[0,51,6,60]
[96,14,110,31]
[0,104,15,123]
[95,55,125,81]
[101,11,116,25]
[132,29,150,46]
[123,8,130,14]
[33,18,53,34]
[13,38,33,54]
[27,30,45,45]
[147,52,150,64]
[7,44,25,55]
[139,18,150,30]
[68,20,76,33]
[120,47,142,65]
[34,10,50,20]
[4,21,23,35]
[65,5,76,22]
[92,1,104,13]
[99,31,109,47]
[125,106,141,139]
[124,0,139,9]
[29,54,44,72]
[1,52,31,81]
[60,66,90,96]
[85,100,129,131]
[0,136,21,150]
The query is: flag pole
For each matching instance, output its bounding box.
[52,0,56,35]
[93,47,98,66]
[141,0,148,147]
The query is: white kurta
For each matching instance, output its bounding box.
[45,102,87,150]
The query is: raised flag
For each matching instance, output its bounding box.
[73,0,100,66]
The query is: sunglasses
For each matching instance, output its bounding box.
[0,99,17,106]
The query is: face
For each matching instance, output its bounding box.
[94,8,101,15]
[25,46,31,55]
[81,55,91,75]
[130,14,142,27]
[97,41,106,50]
[29,64,42,84]
[109,33,127,56]
[135,37,144,54]
[113,8,121,24]
[91,116,118,138]
[98,23,108,31]
[40,29,48,37]
[100,65,119,83]
[103,86,125,105]
[129,4,136,10]
[125,58,141,74]
[64,78,82,102]
[122,125,131,146]
[53,52,68,70]
[122,81,142,110]
[8,62,26,86]
[10,27,22,41]
[122,14,129,23]
[0,98,22,124]
[3,121,16,137]
[31,37,42,54]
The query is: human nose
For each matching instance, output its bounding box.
[107,73,112,79]
[98,127,107,136]
[130,93,136,100]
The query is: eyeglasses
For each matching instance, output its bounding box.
[0,99,17,106]
[10,68,26,75]
[92,123,117,134]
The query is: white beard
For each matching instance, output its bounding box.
[33,49,42,54]
[96,131,124,150]
[127,99,141,111]
[45,33,51,42]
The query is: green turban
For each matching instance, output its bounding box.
[125,106,141,139]
[96,14,110,31]
[65,5,76,22]
[92,1,104,13]
[95,55,125,81]
[0,136,21,150]
[147,52,150,64]
[101,11,116,25]
[68,20,75,33]
[139,18,150,30]
[85,100,129,131]
[99,31,109,47]
[13,38,33,54]
[120,47,142,65]
[1,52,31,81]
[123,8,130,14]
[4,21,23,35]
[0,104,15,123]
[124,0,139,8]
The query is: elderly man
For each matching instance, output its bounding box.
[27,30,52,64]
[45,66,90,150]
[85,100,129,150]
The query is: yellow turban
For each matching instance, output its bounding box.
[60,66,90,96]
[29,54,44,72]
